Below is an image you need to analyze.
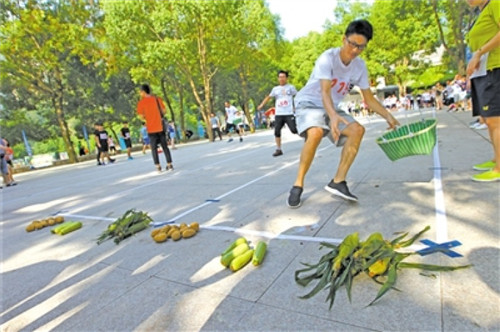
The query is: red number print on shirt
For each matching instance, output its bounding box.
[331,79,350,95]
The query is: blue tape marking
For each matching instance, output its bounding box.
[417,239,463,258]
[205,199,220,202]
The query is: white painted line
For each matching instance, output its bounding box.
[59,213,115,222]
[432,140,448,243]
[432,110,448,243]
[151,144,330,226]
[56,212,425,251]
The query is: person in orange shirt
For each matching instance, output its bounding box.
[137,84,174,172]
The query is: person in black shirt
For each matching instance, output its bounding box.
[121,121,133,160]
[96,122,115,165]
[93,122,102,166]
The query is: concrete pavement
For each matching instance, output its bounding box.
[1,108,499,331]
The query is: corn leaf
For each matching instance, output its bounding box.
[368,264,398,306]
[398,225,431,247]
[398,262,471,271]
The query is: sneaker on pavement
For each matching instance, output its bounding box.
[324,180,358,202]
[287,186,303,208]
[239,137,243,142]
[128,156,134,160]
[472,170,500,182]
[228,138,233,143]
[475,123,488,130]
[109,159,116,163]
[273,149,283,157]
[469,120,479,127]
[167,165,174,171]
[473,160,496,171]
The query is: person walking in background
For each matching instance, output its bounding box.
[167,121,177,150]
[96,122,115,165]
[93,122,103,166]
[224,101,243,142]
[236,111,246,138]
[466,0,500,182]
[140,122,150,154]
[286,19,399,208]
[137,84,174,172]
[0,138,12,188]
[434,83,444,110]
[108,136,117,156]
[121,121,133,160]
[210,113,223,141]
[258,70,298,157]
[3,139,16,186]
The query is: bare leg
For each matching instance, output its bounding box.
[333,122,365,183]
[485,117,500,172]
[275,136,282,150]
[293,127,324,188]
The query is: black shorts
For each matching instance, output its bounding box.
[274,115,298,137]
[100,144,109,152]
[226,123,237,133]
[471,68,500,118]
[124,139,132,148]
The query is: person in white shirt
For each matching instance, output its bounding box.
[224,101,243,142]
[287,19,399,208]
[258,70,298,157]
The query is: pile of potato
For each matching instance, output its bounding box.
[151,222,199,243]
[26,216,65,232]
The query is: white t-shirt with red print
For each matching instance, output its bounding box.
[295,47,370,109]
[269,84,297,115]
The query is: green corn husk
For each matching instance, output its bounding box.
[295,226,471,309]
[96,209,152,245]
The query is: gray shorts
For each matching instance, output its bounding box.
[295,102,356,146]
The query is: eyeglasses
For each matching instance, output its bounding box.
[346,39,367,51]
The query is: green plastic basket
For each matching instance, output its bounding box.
[376,119,437,161]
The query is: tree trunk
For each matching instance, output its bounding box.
[178,84,186,141]
[198,26,213,142]
[53,95,77,163]
[238,66,255,133]
[161,78,176,125]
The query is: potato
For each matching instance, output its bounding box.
[167,228,177,238]
[171,230,181,241]
[182,228,196,239]
[189,222,200,232]
[26,224,36,232]
[54,216,65,223]
[151,229,162,238]
[153,232,168,243]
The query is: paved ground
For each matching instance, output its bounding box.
[1,108,499,331]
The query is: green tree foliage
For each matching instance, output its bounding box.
[0,0,103,162]
[102,0,281,141]
[431,0,476,75]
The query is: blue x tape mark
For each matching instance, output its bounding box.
[417,239,463,258]
[205,199,220,203]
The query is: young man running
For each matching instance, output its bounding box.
[258,70,298,157]
[121,121,133,160]
[224,101,243,142]
[287,20,399,208]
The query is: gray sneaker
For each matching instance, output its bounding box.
[324,180,358,202]
[287,186,303,208]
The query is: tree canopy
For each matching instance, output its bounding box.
[0,0,472,161]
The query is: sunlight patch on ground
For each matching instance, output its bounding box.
[132,254,170,276]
